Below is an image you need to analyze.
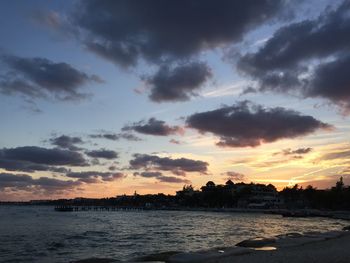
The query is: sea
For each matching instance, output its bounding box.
[0,206,348,262]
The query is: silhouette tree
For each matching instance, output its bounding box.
[206,181,216,188]
[335,176,344,191]
[225,180,234,186]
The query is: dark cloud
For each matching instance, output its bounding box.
[0,158,69,173]
[108,166,117,171]
[90,133,119,141]
[133,171,163,178]
[89,132,141,141]
[129,154,208,175]
[133,171,190,184]
[144,62,212,102]
[225,171,245,181]
[49,135,84,151]
[86,42,139,69]
[238,1,350,112]
[73,0,289,67]
[85,149,118,159]
[169,139,182,145]
[306,54,350,112]
[66,171,125,182]
[123,118,183,136]
[157,176,191,184]
[239,2,350,74]
[0,173,81,193]
[33,177,81,189]
[0,173,33,189]
[0,146,87,169]
[0,55,103,101]
[280,147,313,156]
[186,101,331,147]
[62,0,293,102]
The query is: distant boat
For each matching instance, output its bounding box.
[54,206,73,212]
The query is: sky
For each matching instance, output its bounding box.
[1,0,350,201]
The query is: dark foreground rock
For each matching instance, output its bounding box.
[72,230,350,263]
[236,237,277,248]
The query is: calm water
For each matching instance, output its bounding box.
[0,206,347,262]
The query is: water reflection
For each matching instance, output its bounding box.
[0,206,347,262]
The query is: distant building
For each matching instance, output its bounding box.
[176,185,200,197]
[246,184,283,208]
[200,181,283,208]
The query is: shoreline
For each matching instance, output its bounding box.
[55,205,350,221]
[72,227,350,263]
[4,204,349,221]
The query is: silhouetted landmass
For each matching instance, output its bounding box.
[1,177,350,212]
[280,177,350,210]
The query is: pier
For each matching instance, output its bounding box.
[54,205,148,212]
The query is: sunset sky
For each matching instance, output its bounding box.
[1,0,350,201]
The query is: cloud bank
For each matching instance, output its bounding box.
[238,1,350,112]
[49,135,84,151]
[186,101,331,147]
[129,154,208,175]
[0,172,81,193]
[62,0,292,102]
[144,62,212,102]
[123,118,183,136]
[0,55,103,101]
[85,149,118,160]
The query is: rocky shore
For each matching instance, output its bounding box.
[72,226,350,263]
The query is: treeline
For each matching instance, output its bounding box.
[62,177,350,210]
[6,177,350,211]
[48,180,281,209]
[280,177,350,210]
[174,181,278,208]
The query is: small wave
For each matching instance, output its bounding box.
[67,234,87,240]
[83,231,108,236]
[70,257,118,263]
[47,241,65,250]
